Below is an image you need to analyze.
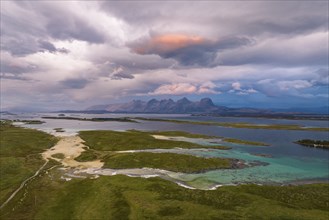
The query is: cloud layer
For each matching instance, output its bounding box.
[1,1,328,110]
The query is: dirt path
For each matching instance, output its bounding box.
[0,160,48,209]
[1,136,103,210]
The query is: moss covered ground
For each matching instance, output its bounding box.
[1,123,328,220]
[1,174,328,220]
[77,130,233,172]
[79,130,233,151]
[103,152,231,173]
[0,121,57,204]
[133,117,329,132]
[295,139,329,149]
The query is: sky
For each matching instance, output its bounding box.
[0,1,328,111]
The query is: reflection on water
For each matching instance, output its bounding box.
[3,113,329,188]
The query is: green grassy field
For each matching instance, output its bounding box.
[79,130,233,151]
[133,117,329,132]
[147,130,217,138]
[103,152,231,173]
[0,121,57,204]
[223,138,269,146]
[1,173,328,220]
[42,116,137,123]
[1,123,329,220]
[77,130,233,173]
[76,129,267,173]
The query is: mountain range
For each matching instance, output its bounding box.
[86,98,224,114]
[50,97,328,119]
[84,97,329,116]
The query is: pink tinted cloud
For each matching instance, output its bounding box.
[149,82,218,95]
[131,34,207,55]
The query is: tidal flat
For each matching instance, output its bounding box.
[132,117,329,131]
[1,118,328,219]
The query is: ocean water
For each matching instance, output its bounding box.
[3,113,328,188]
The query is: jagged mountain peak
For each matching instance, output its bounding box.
[147,98,159,104]
[199,98,215,107]
[177,97,192,104]
[87,97,218,113]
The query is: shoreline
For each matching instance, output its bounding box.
[38,135,329,190]
[282,178,329,186]
[8,123,328,191]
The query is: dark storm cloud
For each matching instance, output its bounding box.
[45,16,105,43]
[0,73,32,81]
[217,37,328,67]
[0,1,104,57]
[215,21,329,67]
[89,47,175,74]
[1,1,328,110]
[129,34,252,67]
[163,36,252,67]
[101,1,328,36]
[1,37,40,56]
[0,51,37,81]
[249,15,328,36]
[38,40,57,52]
[111,71,134,80]
[1,38,69,56]
[0,62,37,74]
[100,1,172,24]
[60,78,91,89]
[38,40,68,54]
[38,40,70,54]
[219,52,328,67]
[312,68,329,86]
[109,1,327,68]
[27,1,106,44]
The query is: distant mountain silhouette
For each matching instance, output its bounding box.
[56,98,328,120]
[0,111,16,115]
[86,97,227,113]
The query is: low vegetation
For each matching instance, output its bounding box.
[133,117,329,131]
[0,121,57,204]
[75,149,100,162]
[1,174,328,220]
[77,130,265,172]
[148,130,217,139]
[12,120,45,124]
[103,152,232,173]
[42,116,136,123]
[77,130,233,173]
[51,153,65,159]
[1,123,328,219]
[223,138,268,146]
[79,130,232,151]
[192,113,329,121]
[295,139,329,150]
[53,128,65,132]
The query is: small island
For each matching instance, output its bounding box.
[53,128,65,132]
[251,153,273,158]
[132,117,329,132]
[295,139,329,150]
[42,116,137,123]
[13,119,45,124]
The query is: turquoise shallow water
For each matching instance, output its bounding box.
[176,155,328,188]
[4,113,328,188]
[147,136,328,188]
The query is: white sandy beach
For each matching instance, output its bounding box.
[42,136,104,169]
